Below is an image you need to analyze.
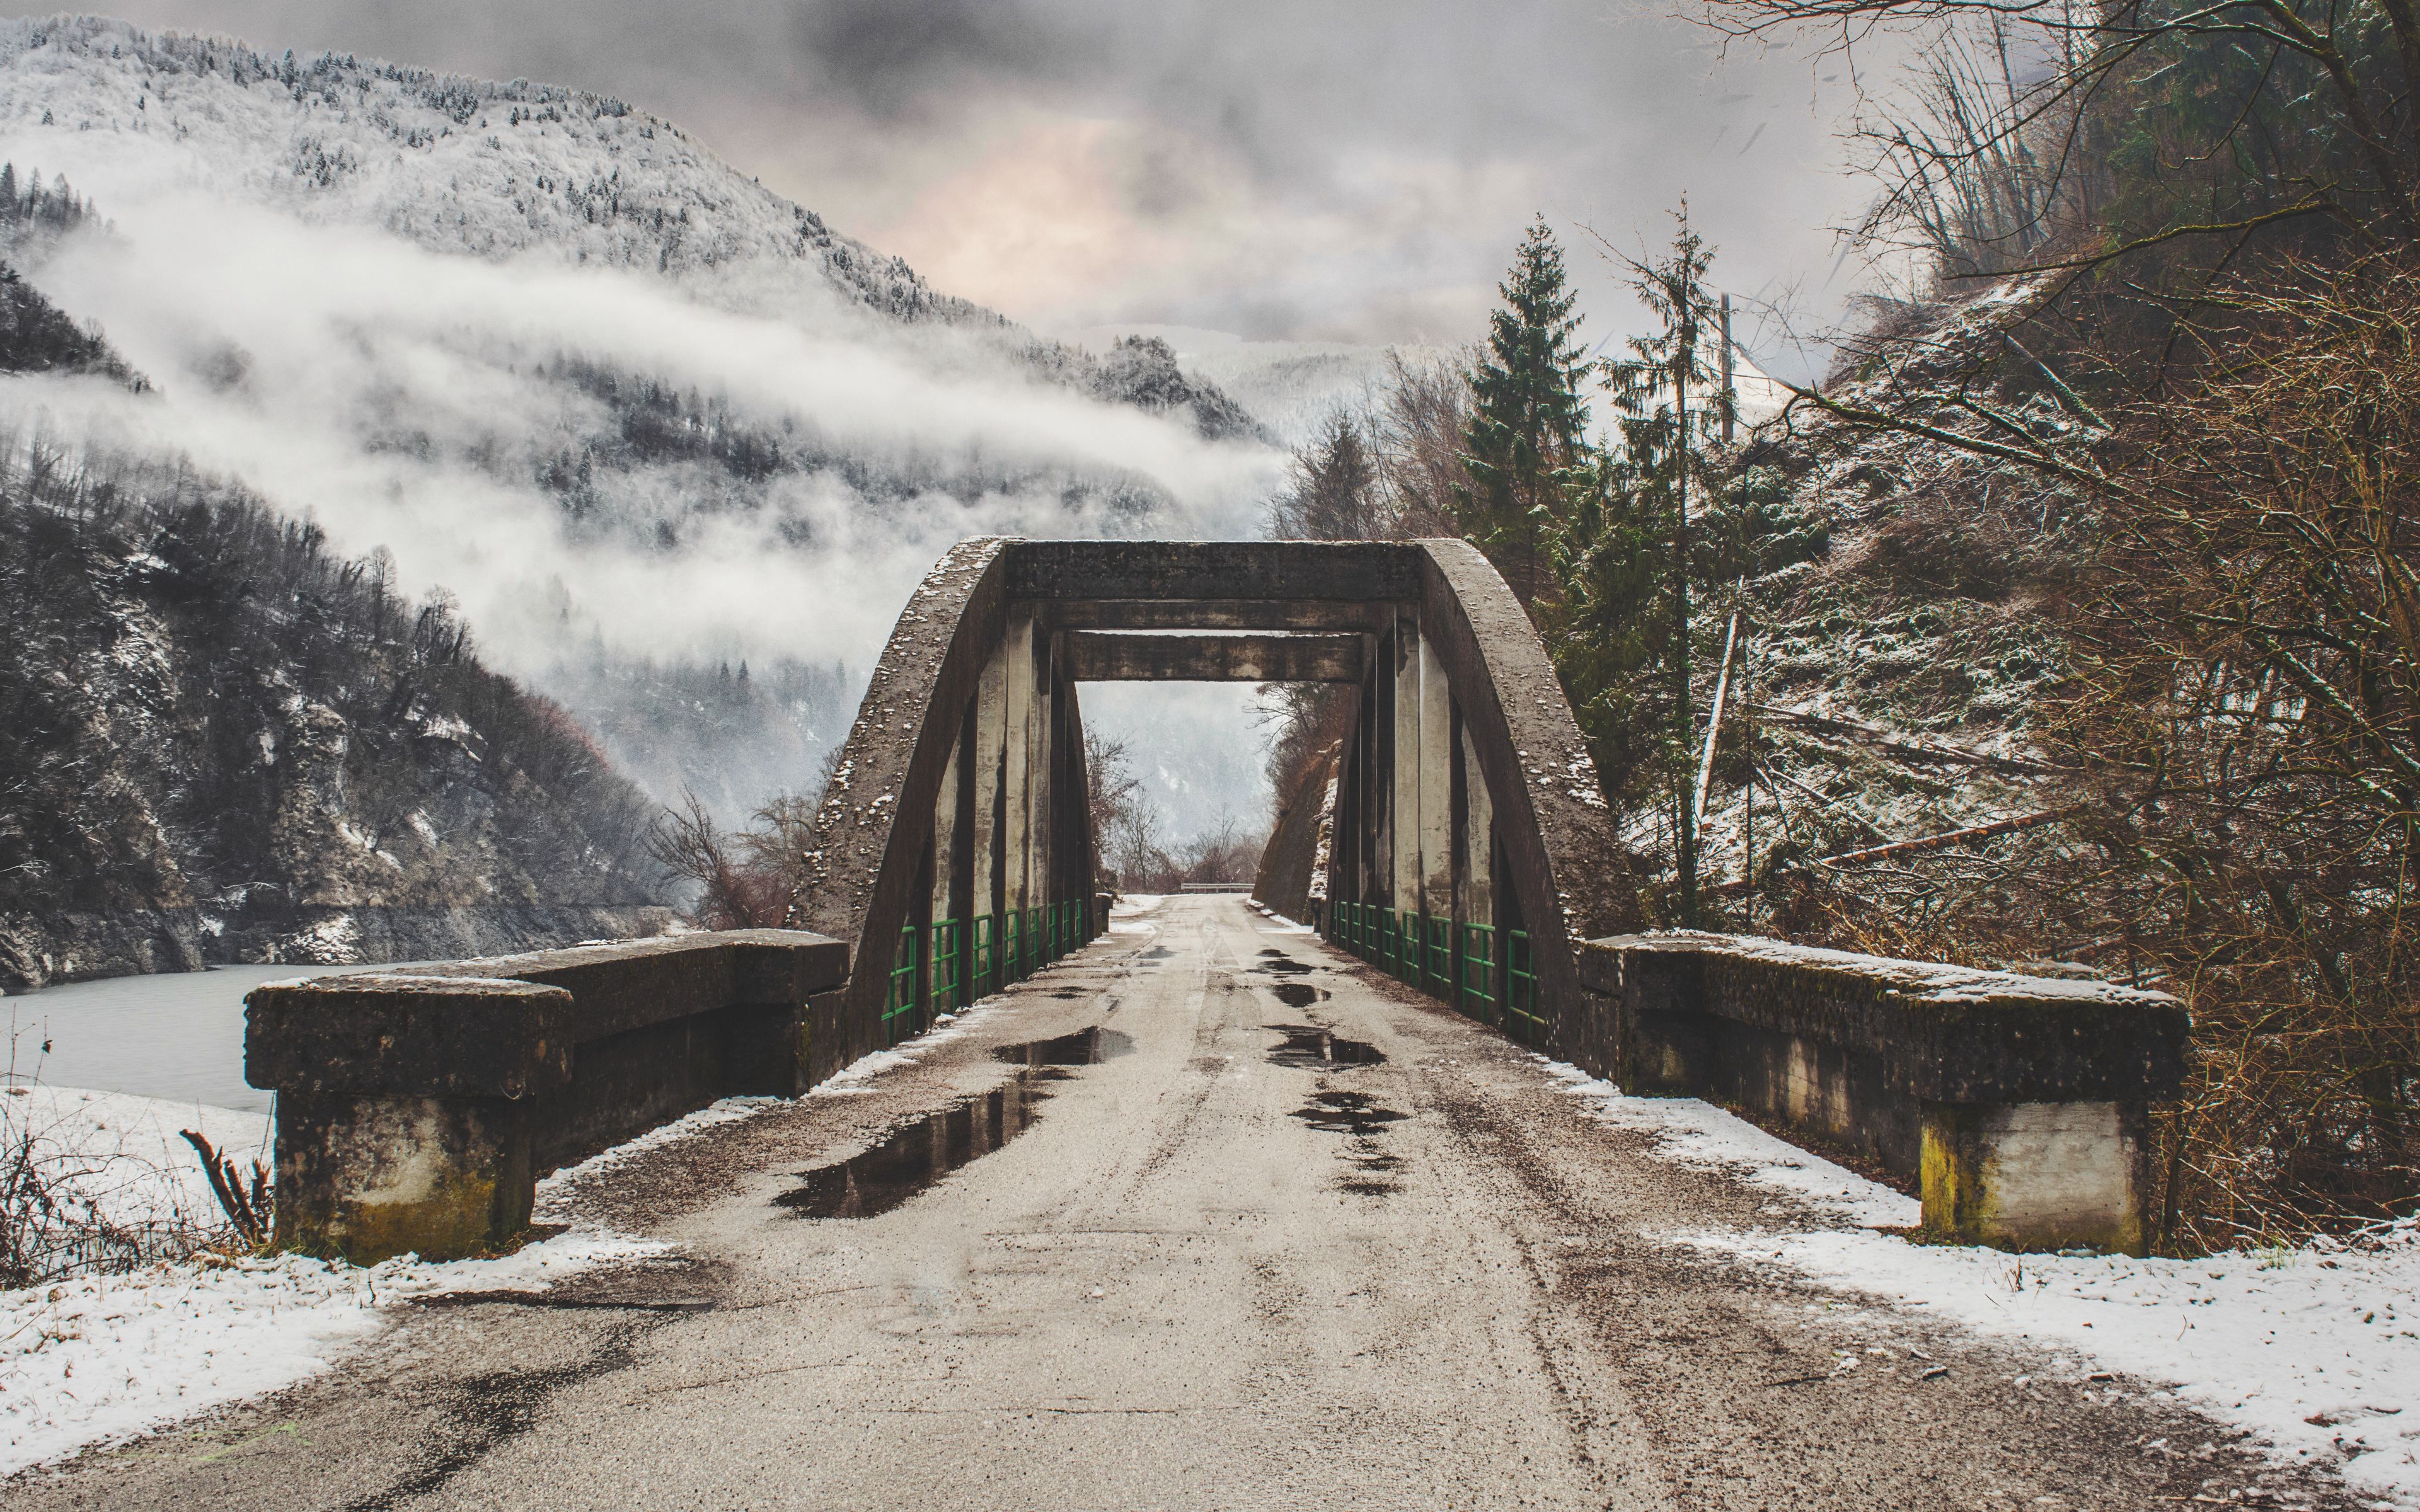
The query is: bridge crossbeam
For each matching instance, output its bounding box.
[1063,630,1365,682]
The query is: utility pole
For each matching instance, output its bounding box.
[1673,272,1698,930]
[1719,294,1735,445]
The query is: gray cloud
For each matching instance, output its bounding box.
[23,0,1882,372]
[786,0,1099,120]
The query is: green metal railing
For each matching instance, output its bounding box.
[882,923,921,1044]
[879,898,1095,1046]
[971,914,997,997]
[1319,898,1547,1048]
[1461,922,1497,1025]
[1505,929,1541,1043]
[930,918,962,1012]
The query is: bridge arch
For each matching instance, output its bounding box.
[793,538,1641,1084]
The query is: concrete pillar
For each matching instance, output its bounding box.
[1459,720,1494,926]
[1921,1101,2150,1255]
[1357,665,1380,907]
[1417,633,1453,919]
[1030,641,1056,912]
[1391,614,1423,914]
[970,627,1011,985]
[929,715,965,1004]
[273,1090,533,1264]
[1001,608,1037,917]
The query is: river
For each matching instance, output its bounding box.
[0,964,407,1113]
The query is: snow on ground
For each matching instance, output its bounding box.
[1541,1062,1918,1228]
[0,1227,662,1477]
[0,1087,271,1235]
[1109,895,1166,934]
[0,1046,940,1479]
[1541,1060,2420,1507]
[1245,900,1315,934]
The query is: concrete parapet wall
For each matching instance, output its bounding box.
[1581,931,2188,1253]
[247,929,846,1263]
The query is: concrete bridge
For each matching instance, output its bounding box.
[132,539,2259,1507]
[788,537,1639,1082]
[247,538,2186,1266]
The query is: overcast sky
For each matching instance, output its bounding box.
[30,0,1879,373]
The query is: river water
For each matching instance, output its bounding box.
[0,965,405,1113]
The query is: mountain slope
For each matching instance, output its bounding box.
[0,17,988,328]
[0,17,1282,833]
[0,420,672,991]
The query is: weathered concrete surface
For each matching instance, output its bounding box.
[18,898,2352,1511]
[798,538,1014,1079]
[1410,539,1643,1028]
[1581,931,2186,1253]
[802,536,1641,1106]
[1005,539,1423,604]
[1062,629,1366,682]
[250,931,846,1261]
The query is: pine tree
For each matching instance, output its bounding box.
[1599,206,1732,927]
[1268,411,1385,541]
[1455,217,1592,614]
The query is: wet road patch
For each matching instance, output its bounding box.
[1269,982,1324,1009]
[1254,949,1315,976]
[993,1026,1135,1066]
[1291,1089,1408,1135]
[1265,1025,1385,1068]
[778,1072,1054,1220]
[1291,1087,1410,1198]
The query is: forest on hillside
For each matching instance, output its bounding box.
[0,432,671,990]
[1252,0,2420,1254]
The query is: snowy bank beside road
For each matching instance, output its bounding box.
[0,1086,270,1241]
[1543,1062,2420,1507]
[0,1087,674,1477]
[3,1022,1006,1476]
[0,1228,662,1477]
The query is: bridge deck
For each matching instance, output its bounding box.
[23,898,2304,1509]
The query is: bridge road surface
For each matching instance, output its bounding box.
[6,895,2342,1511]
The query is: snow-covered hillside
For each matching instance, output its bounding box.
[0,17,1285,832]
[1076,323,1433,448]
[0,18,992,329]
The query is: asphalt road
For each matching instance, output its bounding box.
[3,896,2353,1509]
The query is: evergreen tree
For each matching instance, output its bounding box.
[1268,411,1386,541]
[1455,217,1592,613]
[1603,209,1729,925]
[1548,207,1823,927]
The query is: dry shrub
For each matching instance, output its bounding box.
[0,1084,253,1286]
[2049,256,2420,1249]
[1739,258,2420,1251]
[647,788,812,930]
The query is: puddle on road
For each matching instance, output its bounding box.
[993,1026,1135,1066]
[1269,983,1324,1009]
[1139,946,1175,961]
[777,1073,1053,1220]
[1266,1025,1385,1069]
[1255,949,1315,976]
[1291,1089,1409,1135]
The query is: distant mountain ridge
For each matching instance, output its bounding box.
[0,16,992,326]
[0,15,1264,436]
[0,16,1279,844]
